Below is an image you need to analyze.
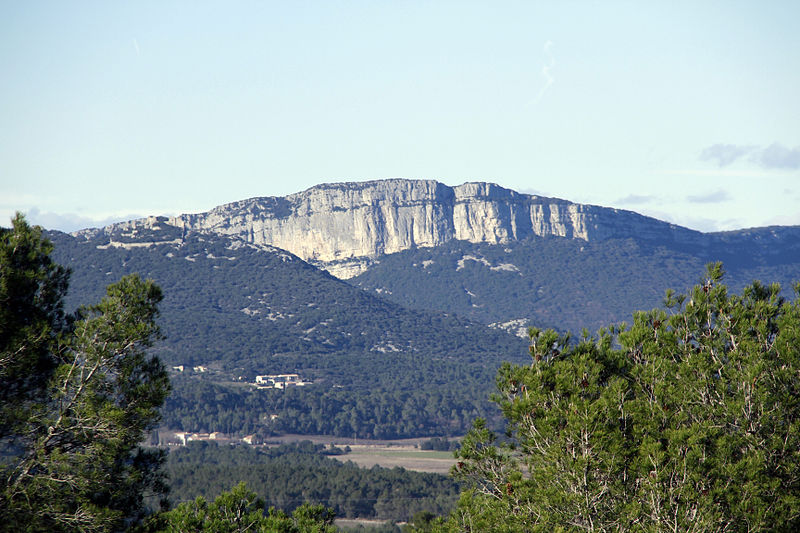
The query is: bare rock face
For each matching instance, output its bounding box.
[75,179,708,278]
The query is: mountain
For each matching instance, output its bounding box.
[52,226,521,365]
[72,178,800,334]
[76,179,717,278]
[50,178,800,437]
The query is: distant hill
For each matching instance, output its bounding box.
[50,226,523,371]
[48,226,527,438]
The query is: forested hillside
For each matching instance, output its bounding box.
[165,441,460,522]
[48,228,527,438]
[352,234,800,333]
[49,228,523,369]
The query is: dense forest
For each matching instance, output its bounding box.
[435,266,800,532]
[46,221,800,442]
[48,228,525,370]
[163,358,501,438]
[165,441,461,522]
[3,216,461,531]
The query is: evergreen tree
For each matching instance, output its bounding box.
[0,214,171,532]
[441,264,800,532]
[0,213,69,437]
[153,482,337,533]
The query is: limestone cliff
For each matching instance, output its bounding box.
[75,179,785,278]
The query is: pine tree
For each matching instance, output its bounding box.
[0,214,171,532]
[154,482,337,532]
[443,264,800,532]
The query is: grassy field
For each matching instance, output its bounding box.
[333,445,457,474]
[260,434,460,474]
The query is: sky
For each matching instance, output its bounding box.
[2,1,799,233]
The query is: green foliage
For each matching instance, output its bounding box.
[152,482,337,532]
[404,510,443,532]
[163,441,461,522]
[49,229,524,368]
[0,215,170,532]
[0,213,70,437]
[442,264,800,531]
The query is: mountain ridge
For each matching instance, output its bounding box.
[70,179,699,278]
[72,179,800,279]
[40,179,800,438]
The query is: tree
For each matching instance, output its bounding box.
[0,214,171,532]
[442,264,800,532]
[153,482,337,533]
[0,213,69,437]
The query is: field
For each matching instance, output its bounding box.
[332,445,457,474]
[259,434,460,474]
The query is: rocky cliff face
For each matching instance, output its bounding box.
[76,179,796,278]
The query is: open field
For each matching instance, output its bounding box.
[259,434,460,474]
[335,518,405,530]
[262,434,443,447]
[332,445,457,474]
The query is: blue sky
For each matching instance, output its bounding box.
[2,1,799,232]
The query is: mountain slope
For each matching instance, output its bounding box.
[62,178,800,346]
[351,235,800,334]
[50,225,525,373]
[47,179,800,436]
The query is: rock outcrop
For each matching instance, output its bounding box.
[74,179,798,278]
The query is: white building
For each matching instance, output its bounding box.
[254,373,309,389]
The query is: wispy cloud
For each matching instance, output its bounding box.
[679,215,742,233]
[615,194,656,205]
[700,142,800,170]
[526,40,555,107]
[686,189,731,204]
[665,169,774,178]
[634,208,730,233]
[699,144,756,167]
[133,38,140,57]
[766,211,800,227]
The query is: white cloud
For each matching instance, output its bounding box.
[699,144,756,167]
[756,143,800,170]
[699,143,800,170]
[765,211,800,227]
